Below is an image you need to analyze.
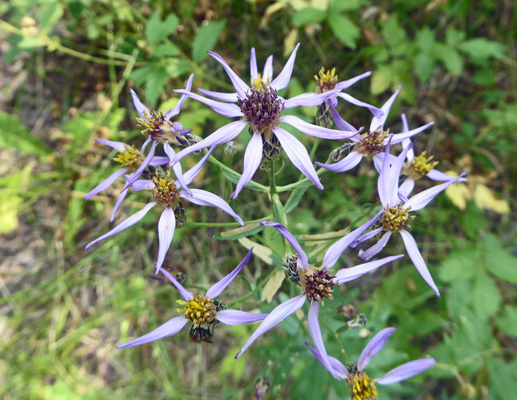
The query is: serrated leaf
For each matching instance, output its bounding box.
[445,28,465,46]
[471,272,501,320]
[145,12,179,46]
[433,44,463,75]
[192,20,226,63]
[496,307,517,337]
[413,53,435,83]
[438,249,479,282]
[215,223,264,241]
[488,359,517,400]
[416,28,435,51]
[483,234,517,283]
[0,111,51,156]
[292,8,326,26]
[458,38,506,61]
[329,13,360,49]
[144,65,169,107]
[381,16,407,48]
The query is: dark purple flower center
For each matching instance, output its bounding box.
[237,85,284,139]
[301,267,336,303]
[357,129,389,157]
[137,109,194,148]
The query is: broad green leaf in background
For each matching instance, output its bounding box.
[145,12,179,46]
[291,7,326,26]
[192,20,226,63]
[329,13,360,49]
[483,233,517,284]
[458,38,506,62]
[488,359,517,400]
[414,53,435,83]
[433,44,463,75]
[0,111,51,156]
[496,306,517,337]
[416,28,435,52]
[371,65,392,95]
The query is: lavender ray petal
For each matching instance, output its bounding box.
[335,254,404,285]
[269,43,300,90]
[357,327,398,371]
[283,90,341,110]
[399,230,440,297]
[250,48,258,81]
[330,105,359,133]
[130,89,148,120]
[309,301,342,380]
[160,268,193,300]
[116,316,188,349]
[155,208,176,274]
[231,132,263,200]
[206,248,254,298]
[399,179,415,197]
[260,221,309,268]
[322,210,383,269]
[207,51,250,98]
[376,358,436,385]
[404,173,466,212]
[216,310,268,326]
[141,137,152,152]
[315,151,362,173]
[398,192,409,204]
[85,202,156,250]
[389,122,435,144]
[272,127,323,190]
[337,92,383,118]
[372,153,398,175]
[400,114,415,161]
[149,156,170,166]
[401,113,409,133]
[131,179,154,192]
[184,147,215,186]
[96,138,127,152]
[427,169,468,182]
[180,188,244,226]
[263,55,273,80]
[350,227,384,248]
[166,73,195,119]
[280,114,357,139]
[163,143,190,195]
[336,71,371,89]
[387,143,413,204]
[370,85,401,131]
[124,141,158,190]
[84,168,127,200]
[172,89,243,118]
[378,135,395,207]
[358,231,392,261]
[111,187,129,222]
[169,120,247,167]
[235,294,306,359]
[305,340,349,379]
[197,88,239,103]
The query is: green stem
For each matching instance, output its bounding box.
[227,264,283,308]
[178,216,271,229]
[277,167,328,192]
[208,155,269,193]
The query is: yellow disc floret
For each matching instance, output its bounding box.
[252,73,271,91]
[403,151,439,180]
[314,67,339,94]
[176,293,217,327]
[348,372,378,400]
[381,202,414,232]
[151,174,180,209]
[114,145,144,172]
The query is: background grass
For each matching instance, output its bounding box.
[1,0,516,399]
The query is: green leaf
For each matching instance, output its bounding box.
[433,44,463,75]
[330,0,363,12]
[0,111,51,156]
[381,16,407,48]
[152,43,180,57]
[192,20,226,63]
[438,249,479,283]
[416,28,435,51]
[496,307,517,337]
[371,65,392,95]
[413,53,435,83]
[144,65,169,108]
[292,8,326,26]
[215,223,264,241]
[145,12,179,46]
[329,13,360,49]
[445,28,465,46]
[458,38,506,61]
[483,233,517,283]
[488,359,517,400]
[471,272,501,320]
[37,0,64,34]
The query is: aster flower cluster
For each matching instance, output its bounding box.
[84,42,466,398]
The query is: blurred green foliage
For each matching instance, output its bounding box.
[0,0,515,399]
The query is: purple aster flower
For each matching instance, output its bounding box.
[234,221,403,376]
[168,44,361,199]
[117,248,268,349]
[347,138,466,296]
[316,86,434,174]
[84,138,169,221]
[306,327,436,398]
[85,144,243,273]
[124,74,196,190]
[399,113,468,196]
